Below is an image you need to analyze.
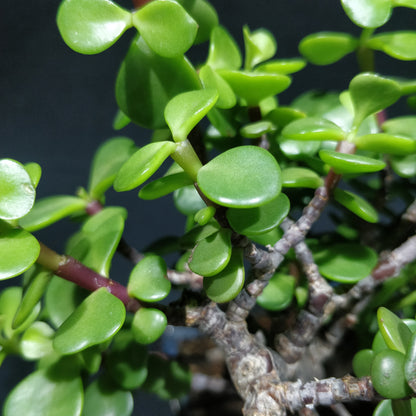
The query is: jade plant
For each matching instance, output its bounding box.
[2,0,416,414]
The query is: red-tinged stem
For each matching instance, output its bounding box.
[132,0,152,8]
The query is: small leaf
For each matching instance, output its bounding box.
[352,349,375,377]
[53,288,126,354]
[367,31,416,60]
[128,254,171,302]
[24,163,42,188]
[132,0,197,57]
[319,149,386,174]
[226,193,290,236]
[281,167,323,188]
[255,58,306,75]
[0,159,35,220]
[299,32,358,65]
[334,188,378,223]
[282,117,345,141]
[194,206,216,226]
[383,116,416,139]
[189,228,232,276]
[179,221,221,248]
[57,0,132,54]
[197,146,281,208]
[391,154,416,178]
[132,308,167,345]
[349,73,401,127]
[314,242,378,283]
[139,171,193,200]
[20,322,54,360]
[203,248,245,303]
[340,0,392,28]
[206,26,242,70]
[165,89,219,142]
[378,307,412,354]
[19,195,87,232]
[353,133,416,155]
[113,109,130,130]
[174,185,206,215]
[257,273,295,311]
[114,141,177,191]
[243,26,277,70]
[240,120,275,138]
[88,137,137,199]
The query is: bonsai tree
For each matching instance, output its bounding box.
[1,0,416,414]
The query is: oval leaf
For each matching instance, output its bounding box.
[334,188,378,223]
[282,117,345,141]
[257,273,295,311]
[240,120,275,138]
[353,133,416,155]
[281,167,323,188]
[132,308,167,345]
[367,31,416,60]
[57,0,132,54]
[174,185,206,215]
[53,288,126,354]
[194,206,216,225]
[139,171,193,200]
[197,146,281,208]
[255,59,306,75]
[340,0,392,28]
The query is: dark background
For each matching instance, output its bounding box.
[1,0,416,413]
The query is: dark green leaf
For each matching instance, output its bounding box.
[340,0,392,28]
[257,273,295,311]
[334,188,378,223]
[206,26,242,70]
[367,32,416,60]
[352,349,375,377]
[132,307,167,344]
[281,167,323,188]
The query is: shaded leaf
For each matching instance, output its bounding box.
[367,31,416,60]
[334,188,378,223]
[139,171,193,200]
[20,322,54,360]
[257,273,295,311]
[132,308,167,345]
[206,26,242,70]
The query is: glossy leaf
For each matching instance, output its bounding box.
[24,162,42,188]
[377,307,412,354]
[3,361,83,416]
[352,349,375,377]
[206,25,242,70]
[374,400,416,416]
[393,0,416,7]
[0,224,40,280]
[391,154,416,178]
[114,141,177,191]
[197,146,281,208]
[179,221,221,248]
[174,185,206,215]
[82,378,133,416]
[373,330,390,353]
[53,288,126,354]
[334,188,379,223]
[139,171,193,200]
[132,0,197,57]
[367,32,416,60]
[194,206,216,226]
[243,26,277,70]
[19,195,87,232]
[128,254,171,302]
[203,248,245,303]
[189,228,232,276]
[340,0,392,28]
[299,32,358,65]
[282,117,345,141]
[57,0,132,54]
[88,137,137,198]
[132,307,167,345]
[353,133,416,155]
[0,159,35,220]
[319,149,386,174]
[314,242,378,283]
[349,73,401,127]
[240,120,275,138]
[218,70,291,105]
[165,89,219,142]
[257,273,296,311]
[226,193,290,236]
[281,167,323,188]
[255,58,306,75]
[20,322,54,360]
[116,36,200,129]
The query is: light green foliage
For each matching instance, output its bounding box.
[367,32,416,60]
[334,188,379,223]
[341,0,392,28]
[132,307,167,344]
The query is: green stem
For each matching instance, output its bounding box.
[170,139,203,182]
[356,28,375,73]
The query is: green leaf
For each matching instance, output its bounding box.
[243,26,277,70]
[340,0,392,28]
[57,0,132,54]
[352,349,375,377]
[24,163,42,188]
[82,378,134,416]
[197,146,281,208]
[281,167,323,188]
[318,149,386,174]
[349,73,401,128]
[218,70,291,105]
[299,32,358,65]
[189,228,232,276]
[165,89,219,142]
[53,288,126,354]
[174,185,206,215]
[257,273,296,311]
[88,137,137,199]
[367,31,416,60]
[353,133,416,155]
[179,221,221,248]
[393,0,416,8]
[4,361,83,416]
[314,242,378,283]
[255,59,306,75]
[0,224,40,280]
[206,25,242,70]
[292,90,341,117]
[116,36,201,129]
[139,172,193,200]
[113,109,131,130]
[383,116,416,139]
[128,254,171,302]
[203,248,245,303]
[334,188,378,223]
[114,141,177,191]
[240,120,275,138]
[132,0,197,57]
[282,117,345,141]
[19,195,87,232]
[378,307,412,354]
[20,322,54,360]
[391,154,416,178]
[405,333,416,393]
[0,159,35,220]
[226,193,290,236]
[132,307,167,345]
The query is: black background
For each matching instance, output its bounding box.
[1,0,416,413]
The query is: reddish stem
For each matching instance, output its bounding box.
[132,0,152,8]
